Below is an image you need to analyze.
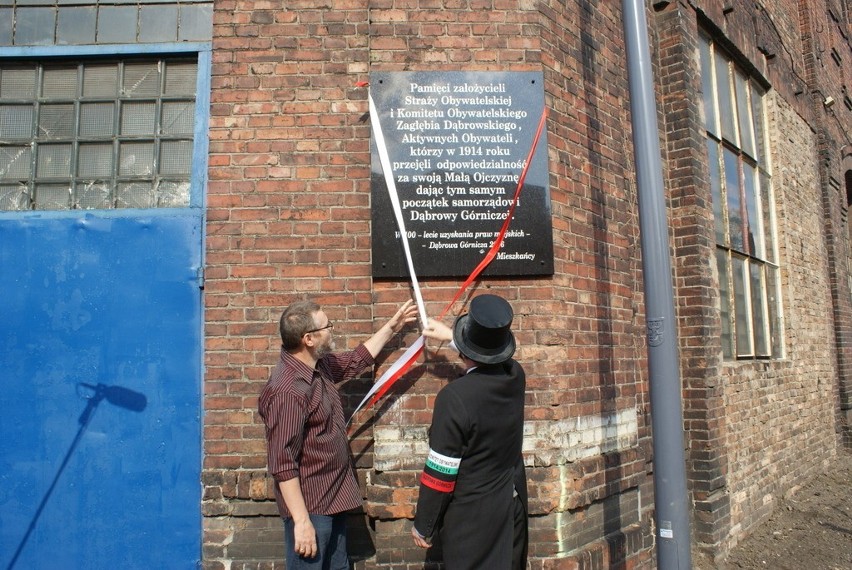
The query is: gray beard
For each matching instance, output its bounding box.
[315,338,336,358]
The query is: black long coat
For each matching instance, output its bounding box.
[413,359,528,570]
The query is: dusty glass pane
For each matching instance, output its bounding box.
[1,67,37,98]
[14,8,56,46]
[699,35,717,137]
[715,50,737,144]
[160,140,192,175]
[57,7,97,45]
[162,101,194,135]
[716,248,733,359]
[36,143,72,177]
[80,102,116,137]
[0,105,34,139]
[735,71,754,158]
[96,6,138,44]
[178,4,212,42]
[750,263,768,356]
[760,173,775,264]
[0,183,31,210]
[751,83,766,166]
[707,140,725,244]
[38,104,75,139]
[123,63,160,98]
[724,147,743,252]
[119,141,154,175]
[83,64,119,98]
[121,101,156,135]
[732,255,752,357]
[42,66,78,99]
[34,183,71,210]
[766,265,782,358]
[138,5,178,43]
[164,63,197,96]
[0,9,12,45]
[116,181,154,208]
[75,180,111,209]
[78,143,113,177]
[0,146,33,179]
[157,180,190,207]
[743,163,762,258]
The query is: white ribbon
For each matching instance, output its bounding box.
[348,94,433,423]
[368,93,429,328]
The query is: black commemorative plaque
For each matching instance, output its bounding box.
[370,71,554,278]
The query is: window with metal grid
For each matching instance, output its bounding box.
[0,57,197,211]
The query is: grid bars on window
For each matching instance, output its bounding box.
[0,58,196,212]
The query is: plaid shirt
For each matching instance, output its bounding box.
[259,344,374,518]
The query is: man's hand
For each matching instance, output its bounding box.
[293,516,317,558]
[364,299,420,358]
[411,525,431,549]
[422,318,453,343]
[388,299,419,333]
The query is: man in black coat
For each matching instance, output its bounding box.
[412,294,528,570]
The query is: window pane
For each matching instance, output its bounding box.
[750,82,765,165]
[83,64,119,98]
[715,50,737,144]
[123,63,161,97]
[761,173,776,264]
[36,144,72,177]
[164,63,197,96]
[96,6,138,45]
[161,101,194,135]
[160,140,192,175]
[157,180,190,207]
[750,263,769,356]
[732,256,753,356]
[1,105,34,139]
[121,101,156,135]
[38,104,75,139]
[14,8,56,46]
[735,71,755,158]
[56,6,97,45]
[117,181,154,209]
[1,67,38,99]
[34,183,71,210]
[78,143,114,177]
[724,147,744,251]
[766,265,782,358]
[42,67,78,99]
[743,163,762,258]
[0,146,32,179]
[0,183,30,210]
[717,248,733,359]
[80,102,116,138]
[707,140,725,243]
[699,35,717,136]
[76,180,111,209]
[119,141,154,176]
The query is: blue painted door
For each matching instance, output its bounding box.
[0,211,203,569]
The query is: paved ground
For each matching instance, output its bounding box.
[694,447,852,570]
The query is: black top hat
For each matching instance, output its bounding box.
[453,294,516,364]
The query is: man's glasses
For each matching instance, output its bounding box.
[304,322,334,335]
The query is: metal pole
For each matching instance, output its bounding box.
[621,1,693,568]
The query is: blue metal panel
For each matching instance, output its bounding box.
[0,212,203,569]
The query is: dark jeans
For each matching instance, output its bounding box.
[283,513,349,570]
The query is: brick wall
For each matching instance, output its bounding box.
[203,0,849,567]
